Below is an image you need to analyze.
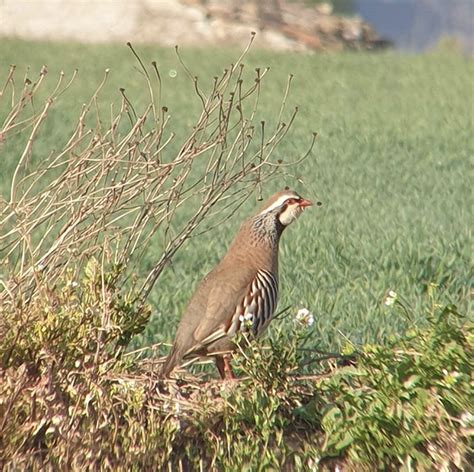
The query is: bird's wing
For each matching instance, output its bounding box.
[184,268,278,357]
[192,270,254,346]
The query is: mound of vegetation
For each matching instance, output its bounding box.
[1,264,471,469]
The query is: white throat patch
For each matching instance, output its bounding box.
[278,204,303,226]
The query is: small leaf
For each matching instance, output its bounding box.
[84,256,99,281]
[334,431,354,451]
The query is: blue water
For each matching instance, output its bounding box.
[355,0,473,52]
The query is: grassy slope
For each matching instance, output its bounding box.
[0,38,472,355]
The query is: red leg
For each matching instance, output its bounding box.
[215,355,235,380]
[223,355,235,380]
[215,356,226,379]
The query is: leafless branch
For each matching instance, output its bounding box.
[0,38,314,326]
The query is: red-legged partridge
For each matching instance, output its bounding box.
[161,189,316,379]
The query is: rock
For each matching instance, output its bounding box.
[0,0,389,52]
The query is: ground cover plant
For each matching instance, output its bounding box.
[0,38,472,469]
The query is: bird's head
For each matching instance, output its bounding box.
[256,188,319,227]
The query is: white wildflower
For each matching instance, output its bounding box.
[296,308,310,319]
[295,308,314,328]
[239,312,254,328]
[384,289,398,306]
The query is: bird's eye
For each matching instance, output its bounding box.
[285,198,299,205]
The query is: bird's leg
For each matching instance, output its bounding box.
[215,356,225,379]
[215,355,235,380]
[223,355,235,380]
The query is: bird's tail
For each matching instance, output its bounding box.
[160,344,181,378]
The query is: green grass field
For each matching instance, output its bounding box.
[1,38,472,356]
[1,38,472,470]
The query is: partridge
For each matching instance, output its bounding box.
[160,188,315,379]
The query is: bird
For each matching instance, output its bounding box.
[160,188,316,380]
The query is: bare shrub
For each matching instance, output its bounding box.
[0,38,315,367]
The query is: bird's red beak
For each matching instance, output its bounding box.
[298,198,313,208]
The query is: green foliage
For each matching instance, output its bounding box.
[0,259,150,370]
[0,270,471,470]
[313,305,472,469]
[0,263,156,469]
[223,302,472,470]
